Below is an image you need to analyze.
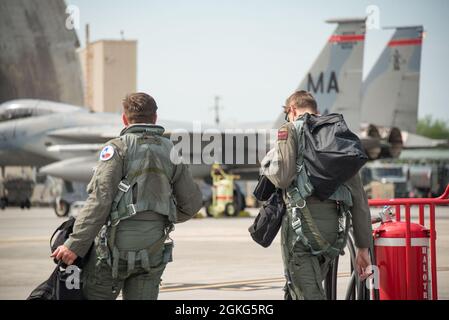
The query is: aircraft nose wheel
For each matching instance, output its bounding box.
[54,198,70,217]
[324,229,379,300]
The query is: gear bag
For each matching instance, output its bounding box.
[248,189,286,248]
[300,113,368,200]
[27,218,92,300]
[253,175,276,202]
[27,261,86,300]
[49,217,92,267]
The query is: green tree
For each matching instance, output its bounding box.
[417,115,449,139]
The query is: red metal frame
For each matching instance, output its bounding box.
[368,184,449,300]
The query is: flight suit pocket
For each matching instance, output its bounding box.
[162,242,174,264]
[290,255,326,300]
[88,258,113,286]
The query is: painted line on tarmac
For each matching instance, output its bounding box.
[160,274,353,293]
[0,236,49,244]
[161,277,287,292]
[160,266,449,293]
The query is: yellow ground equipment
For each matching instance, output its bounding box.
[206,164,240,217]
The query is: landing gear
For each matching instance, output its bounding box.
[54,198,70,217]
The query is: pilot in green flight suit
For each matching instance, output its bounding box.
[52,92,203,300]
[263,90,373,300]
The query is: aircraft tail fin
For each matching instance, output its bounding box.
[361,26,424,133]
[273,18,366,130]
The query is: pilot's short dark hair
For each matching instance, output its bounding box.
[286,90,318,113]
[122,92,158,123]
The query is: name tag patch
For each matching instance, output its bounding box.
[278,130,288,141]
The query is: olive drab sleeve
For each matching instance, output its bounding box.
[64,142,124,257]
[171,163,202,223]
[264,122,298,190]
[345,173,373,249]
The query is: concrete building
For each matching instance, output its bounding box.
[0,0,84,106]
[78,40,137,113]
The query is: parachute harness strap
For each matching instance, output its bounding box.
[282,116,353,298]
[108,155,143,293]
[109,178,137,227]
[285,117,350,260]
[286,188,350,260]
[109,222,174,294]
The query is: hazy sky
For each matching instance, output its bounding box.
[69,0,449,125]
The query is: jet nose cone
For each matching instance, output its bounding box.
[39,157,96,182]
[39,162,63,177]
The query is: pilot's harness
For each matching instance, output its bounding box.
[96,147,174,294]
[282,119,352,299]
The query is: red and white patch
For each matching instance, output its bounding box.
[99,145,114,161]
[278,130,288,141]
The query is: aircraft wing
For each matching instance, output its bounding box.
[46,118,221,144]
[47,126,122,143]
[0,99,87,122]
[47,144,104,153]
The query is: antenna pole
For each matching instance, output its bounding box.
[213,95,221,125]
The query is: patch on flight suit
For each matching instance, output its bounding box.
[99,145,114,161]
[278,130,288,141]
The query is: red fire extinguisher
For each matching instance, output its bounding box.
[373,206,431,300]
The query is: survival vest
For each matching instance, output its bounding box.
[110,124,178,224]
[100,124,176,293]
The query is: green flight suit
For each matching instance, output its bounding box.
[64,124,203,300]
[264,121,372,300]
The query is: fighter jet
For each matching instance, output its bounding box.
[0,19,423,195]
[0,99,220,177]
[38,18,386,182]
[360,26,423,158]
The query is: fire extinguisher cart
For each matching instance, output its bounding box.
[368,184,449,300]
[325,185,448,300]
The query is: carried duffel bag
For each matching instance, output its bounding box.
[27,218,92,300]
[299,113,368,200]
[248,189,286,248]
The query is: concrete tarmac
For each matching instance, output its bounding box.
[0,206,448,300]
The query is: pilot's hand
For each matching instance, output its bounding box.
[355,248,372,281]
[51,245,77,265]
